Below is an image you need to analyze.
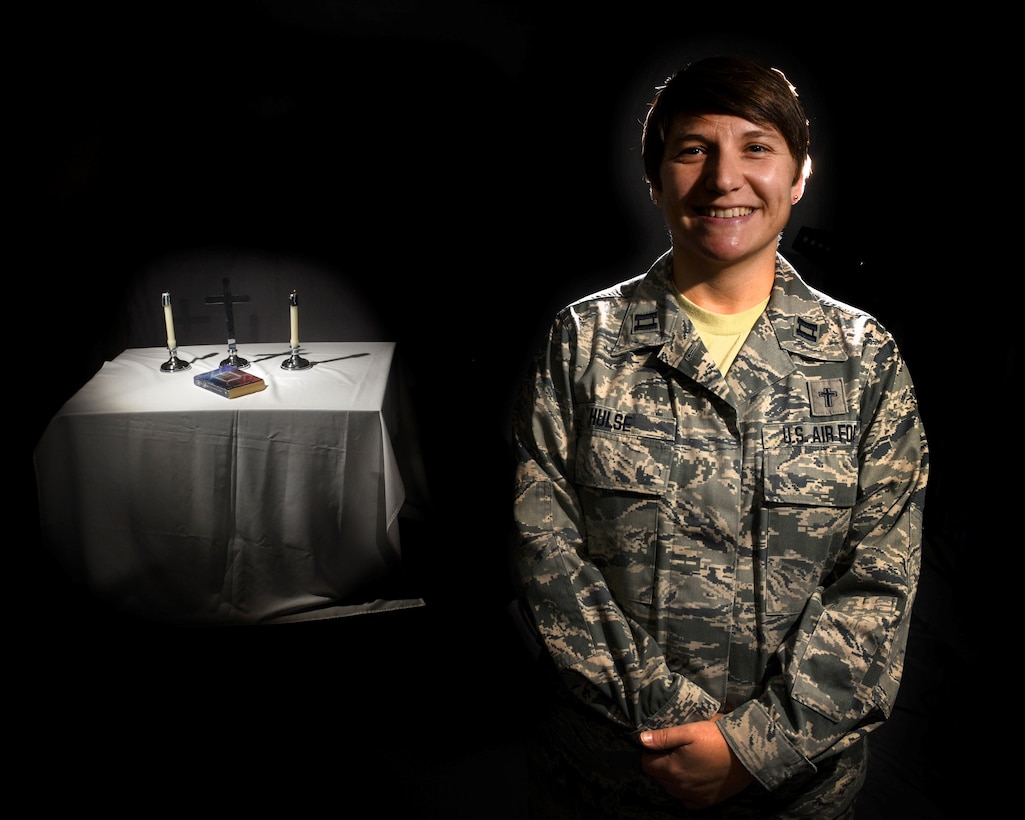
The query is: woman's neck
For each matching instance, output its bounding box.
[671,251,776,314]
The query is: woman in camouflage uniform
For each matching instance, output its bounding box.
[511,55,928,819]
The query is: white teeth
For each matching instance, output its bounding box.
[701,207,753,218]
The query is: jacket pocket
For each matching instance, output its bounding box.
[760,423,858,614]
[575,428,670,608]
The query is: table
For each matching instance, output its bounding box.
[34,342,427,625]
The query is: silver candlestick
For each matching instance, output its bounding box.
[160,346,191,372]
[281,346,312,370]
[281,291,311,370]
[159,292,191,372]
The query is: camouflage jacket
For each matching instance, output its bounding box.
[511,251,928,794]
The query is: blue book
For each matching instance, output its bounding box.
[193,365,267,399]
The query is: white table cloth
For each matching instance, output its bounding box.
[34,342,426,624]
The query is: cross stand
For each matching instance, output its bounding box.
[206,277,251,368]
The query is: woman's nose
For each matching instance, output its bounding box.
[705,152,742,194]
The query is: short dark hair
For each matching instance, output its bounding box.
[642,55,812,190]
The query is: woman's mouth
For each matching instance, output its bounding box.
[695,207,754,218]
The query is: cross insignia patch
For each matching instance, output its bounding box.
[807,378,848,416]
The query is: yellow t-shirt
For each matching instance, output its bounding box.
[677,291,769,374]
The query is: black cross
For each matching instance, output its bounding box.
[818,386,838,407]
[205,277,250,348]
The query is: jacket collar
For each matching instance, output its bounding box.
[613,252,848,356]
[611,251,850,403]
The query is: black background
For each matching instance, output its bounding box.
[19,3,1003,815]
[25,2,989,605]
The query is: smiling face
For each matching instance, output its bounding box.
[655,112,804,279]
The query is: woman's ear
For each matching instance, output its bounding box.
[792,176,806,204]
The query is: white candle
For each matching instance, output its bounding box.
[289,290,299,349]
[162,292,177,349]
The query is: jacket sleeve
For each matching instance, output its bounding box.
[511,313,722,731]
[718,332,929,790]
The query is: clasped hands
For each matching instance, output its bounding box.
[639,714,755,809]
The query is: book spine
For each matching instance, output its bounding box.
[195,377,230,398]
